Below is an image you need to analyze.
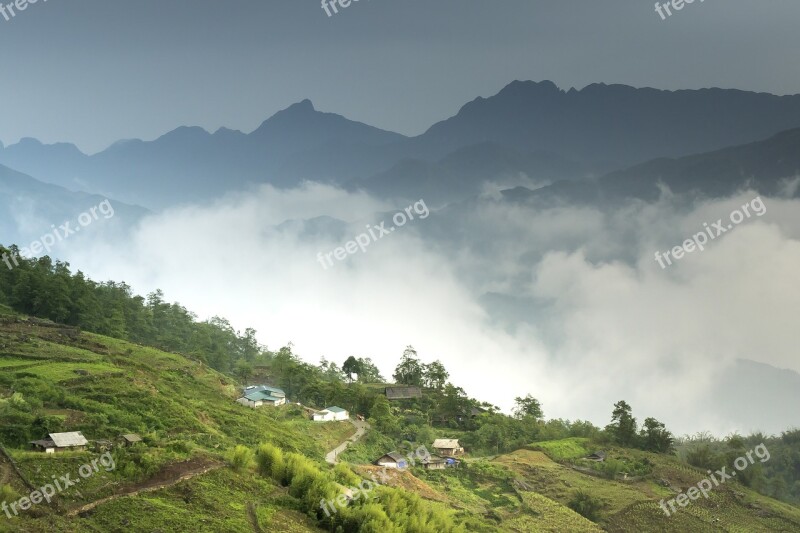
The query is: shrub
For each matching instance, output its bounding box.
[228,445,254,473]
[1,484,19,505]
[567,490,603,522]
[255,443,285,481]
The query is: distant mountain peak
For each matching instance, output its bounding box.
[293,98,315,111]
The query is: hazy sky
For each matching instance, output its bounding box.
[2,0,800,153]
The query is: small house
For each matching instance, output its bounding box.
[375,452,409,469]
[312,406,349,422]
[586,451,607,462]
[432,439,464,457]
[93,439,114,452]
[237,385,287,408]
[30,432,88,453]
[120,434,143,447]
[422,455,448,470]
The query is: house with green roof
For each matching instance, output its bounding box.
[312,406,349,422]
[236,384,287,408]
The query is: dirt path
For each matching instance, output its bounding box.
[325,419,369,464]
[67,456,223,517]
[246,501,264,532]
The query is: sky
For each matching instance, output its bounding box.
[1,0,800,153]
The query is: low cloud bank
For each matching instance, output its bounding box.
[61,182,800,435]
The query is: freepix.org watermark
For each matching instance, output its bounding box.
[654,0,705,21]
[320,444,431,517]
[0,0,49,23]
[316,199,429,270]
[654,196,766,269]
[2,452,116,519]
[1,199,115,271]
[321,0,360,18]
[659,443,770,516]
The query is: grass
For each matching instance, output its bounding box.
[530,437,592,461]
[2,319,799,532]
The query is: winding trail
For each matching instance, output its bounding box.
[66,456,223,517]
[326,418,369,464]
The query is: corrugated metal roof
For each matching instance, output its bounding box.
[379,452,407,463]
[50,432,88,447]
[244,391,283,402]
[432,439,461,449]
[244,385,285,397]
[325,406,347,413]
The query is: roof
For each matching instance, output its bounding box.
[385,386,423,399]
[121,434,142,443]
[587,451,607,459]
[244,385,285,397]
[49,432,88,447]
[377,452,407,463]
[243,391,283,402]
[30,439,55,448]
[325,406,347,413]
[432,439,461,449]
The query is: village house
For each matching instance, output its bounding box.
[374,452,409,469]
[93,439,114,453]
[586,451,607,462]
[422,454,448,470]
[423,454,460,470]
[432,439,464,457]
[30,432,88,454]
[119,433,143,447]
[236,385,287,408]
[312,406,349,422]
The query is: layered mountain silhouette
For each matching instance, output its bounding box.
[0,163,147,248]
[4,81,800,209]
[502,127,800,205]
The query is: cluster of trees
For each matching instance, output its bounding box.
[0,246,260,372]
[679,430,800,504]
[392,346,449,390]
[605,400,674,453]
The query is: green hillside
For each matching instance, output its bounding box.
[1,307,799,532]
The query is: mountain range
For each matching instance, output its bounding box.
[4,80,800,209]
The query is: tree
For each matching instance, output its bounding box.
[639,417,674,453]
[423,360,449,390]
[342,356,362,383]
[370,394,399,434]
[393,346,423,386]
[606,401,637,447]
[513,394,544,420]
[356,357,385,383]
[317,358,344,382]
[235,359,254,382]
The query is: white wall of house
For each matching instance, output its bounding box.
[330,410,349,421]
[313,410,346,422]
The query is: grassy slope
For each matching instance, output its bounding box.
[0,310,350,532]
[1,307,798,532]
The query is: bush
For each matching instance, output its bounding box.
[567,490,603,522]
[256,443,285,481]
[228,445,254,472]
[1,484,19,505]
